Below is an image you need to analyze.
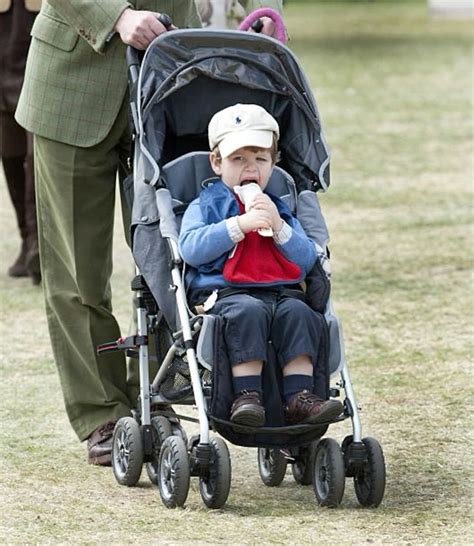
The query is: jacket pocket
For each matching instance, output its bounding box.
[31,11,79,51]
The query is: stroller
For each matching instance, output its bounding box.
[100,27,386,509]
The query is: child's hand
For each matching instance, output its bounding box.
[237,208,273,234]
[248,194,284,231]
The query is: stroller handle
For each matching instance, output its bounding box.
[126,47,140,86]
[126,13,174,85]
[238,8,287,44]
[127,9,286,81]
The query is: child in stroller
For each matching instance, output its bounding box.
[100,24,386,511]
[178,103,343,428]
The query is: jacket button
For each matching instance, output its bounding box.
[141,216,149,222]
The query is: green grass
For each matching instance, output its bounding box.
[1,2,473,544]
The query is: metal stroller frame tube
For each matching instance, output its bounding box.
[153,187,209,443]
[340,366,362,443]
[168,238,210,446]
[136,285,152,427]
[326,298,362,442]
[150,343,178,392]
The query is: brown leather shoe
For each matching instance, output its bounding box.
[286,391,343,425]
[230,390,265,426]
[87,421,116,466]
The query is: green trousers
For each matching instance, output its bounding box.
[34,100,134,441]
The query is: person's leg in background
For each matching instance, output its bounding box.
[0,0,41,284]
[24,131,40,284]
[0,110,40,283]
[33,102,132,465]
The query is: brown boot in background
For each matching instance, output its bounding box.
[7,239,28,277]
[2,112,41,285]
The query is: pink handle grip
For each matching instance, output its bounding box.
[238,8,287,44]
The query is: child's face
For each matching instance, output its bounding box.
[210,146,274,191]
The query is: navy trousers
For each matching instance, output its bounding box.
[211,290,324,368]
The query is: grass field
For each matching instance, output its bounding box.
[1,1,473,544]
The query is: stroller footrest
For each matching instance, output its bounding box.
[96,335,148,354]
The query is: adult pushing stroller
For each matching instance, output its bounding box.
[99,26,386,509]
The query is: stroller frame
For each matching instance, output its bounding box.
[102,29,385,509]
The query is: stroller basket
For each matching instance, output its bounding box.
[160,358,212,402]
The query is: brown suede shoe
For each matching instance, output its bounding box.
[230,390,266,426]
[87,421,116,466]
[286,391,343,425]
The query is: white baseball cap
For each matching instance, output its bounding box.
[208,103,280,158]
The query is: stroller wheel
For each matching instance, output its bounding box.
[257,448,287,487]
[199,437,232,509]
[292,441,318,486]
[112,417,144,487]
[146,416,173,485]
[312,438,345,507]
[158,436,190,508]
[353,437,386,507]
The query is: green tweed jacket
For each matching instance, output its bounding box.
[16,0,283,147]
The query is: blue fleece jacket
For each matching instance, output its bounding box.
[178,180,316,292]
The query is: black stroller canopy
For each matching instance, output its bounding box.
[137,29,330,192]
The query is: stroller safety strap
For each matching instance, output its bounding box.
[217,286,306,302]
[193,285,306,314]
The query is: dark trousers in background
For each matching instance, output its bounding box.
[0,110,40,282]
[0,0,40,282]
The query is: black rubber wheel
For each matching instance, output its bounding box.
[199,437,232,509]
[292,442,317,485]
[312,438,345,507]
[112,417,144,486]
[354,437,386,507]
[146,416,173,484]
[158,435,190,508]
[257,448,287,487]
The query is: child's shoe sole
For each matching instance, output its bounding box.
[230,405,266,427]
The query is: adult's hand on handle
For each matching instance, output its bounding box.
[114,9,175,50]
[253,17,276,39]
[239,8,287,44]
